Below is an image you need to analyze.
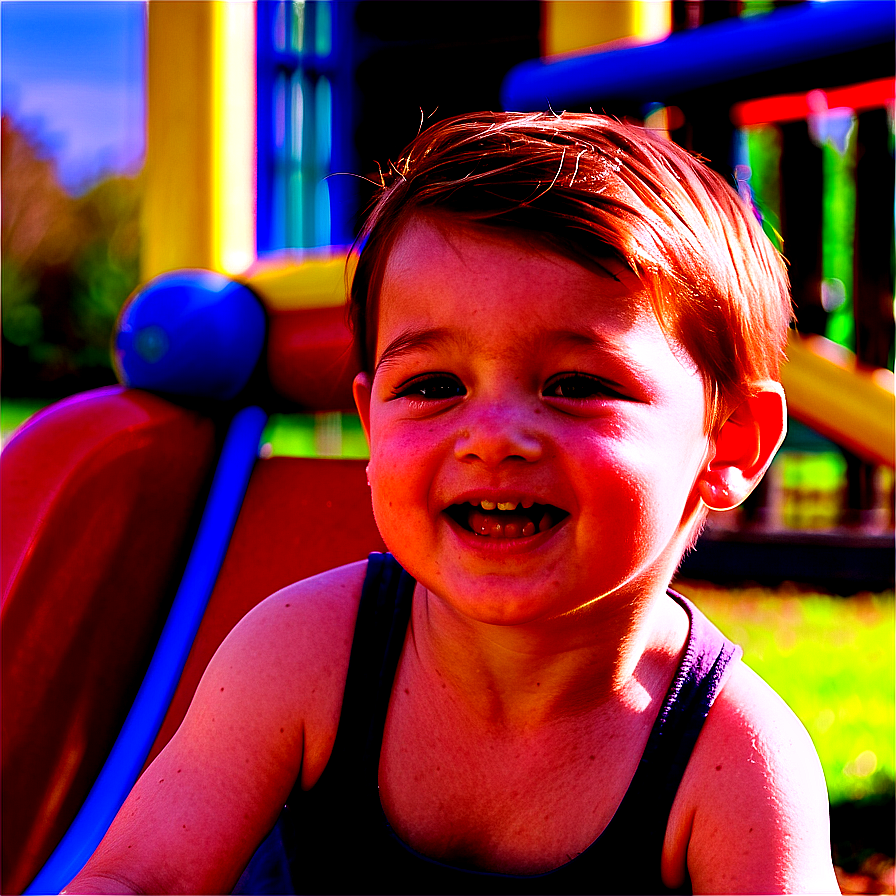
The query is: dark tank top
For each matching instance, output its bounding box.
[234,552,741,895]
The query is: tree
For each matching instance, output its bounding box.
[1,114,141,397]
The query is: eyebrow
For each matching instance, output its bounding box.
[373,324,655,383]
[374,326,456,373]
[534,327,630,359]
[535,327,658,386]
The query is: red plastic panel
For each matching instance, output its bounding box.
[266,306,362,411]
[1,387,217,895]
[145,454,385,766]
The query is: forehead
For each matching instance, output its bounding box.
[373,215,706,421]
[371,214,709,430]
[376,214,665,358]
[371,213,693,369]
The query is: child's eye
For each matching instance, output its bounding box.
[543,372,624,400]
[393,373,466,401]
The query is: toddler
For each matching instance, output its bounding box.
[66,112,839,895]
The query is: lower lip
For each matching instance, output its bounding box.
[442,513,567,555]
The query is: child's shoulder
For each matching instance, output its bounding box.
[690,659,825,796]
[237,559,369,649]
[664,659,839,892]
[221,559,368,682]
[202,559,370,785]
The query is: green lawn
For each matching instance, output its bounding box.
[1,398,50,444]
[678,580,895,806]
[261,411,369,458]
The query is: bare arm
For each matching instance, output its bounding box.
[664,661,840,894]
[63,562,366,895]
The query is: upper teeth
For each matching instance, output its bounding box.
[478,500,526,511]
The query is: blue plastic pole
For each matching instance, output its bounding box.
[501,1,895,111]
[26,405,268,895]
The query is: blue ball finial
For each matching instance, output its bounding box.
[114,270,266,400]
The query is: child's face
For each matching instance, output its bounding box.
[354,215,714,626]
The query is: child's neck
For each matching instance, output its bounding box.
[407,582,688,733]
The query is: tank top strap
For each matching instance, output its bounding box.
[325,551,415,781]
[647,591,744,794]
[592,590,743,888]
[233,552,414,895]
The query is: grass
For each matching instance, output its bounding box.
[261,411,369,458]
[1,398,50,444]
[677,580,895,806]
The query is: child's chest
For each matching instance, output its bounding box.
[376,670,658,875]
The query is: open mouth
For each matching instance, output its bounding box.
[445,500,569,539]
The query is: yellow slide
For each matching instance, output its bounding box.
[781,333,894,468]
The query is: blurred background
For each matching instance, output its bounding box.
[2,1,893,892]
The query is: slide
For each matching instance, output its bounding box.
[780,333,894,468]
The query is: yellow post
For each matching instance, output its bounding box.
[143,0,256,280]
[212,0,256,275]
[543,0,671,57]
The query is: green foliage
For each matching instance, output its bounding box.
[1,262,42,347]
[681,581,895,805]
[743,123,783,251]
[740,0,778,16]
[821,124,857,351]
[1,115,141,397]
[744,116,861,353]
[71,192,141,366]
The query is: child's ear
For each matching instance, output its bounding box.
[353,372,373,444]
[697,381,787,511]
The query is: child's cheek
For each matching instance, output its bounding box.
[366,419,438,534]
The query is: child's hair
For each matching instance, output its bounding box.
[349,111,792,433]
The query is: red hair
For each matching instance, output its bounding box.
[350,111,792,431]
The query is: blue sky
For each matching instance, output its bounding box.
[1,0,146,193]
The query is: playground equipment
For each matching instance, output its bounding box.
[780,332,893,469]
[2,2,893,892]
[506,0,895,539]
[502,1,894,111]
[3,260,382,895]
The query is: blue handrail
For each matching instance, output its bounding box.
[27,404,268,895]
[502,0,894,110]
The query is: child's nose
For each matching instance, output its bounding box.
[453,401,543,466]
